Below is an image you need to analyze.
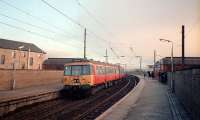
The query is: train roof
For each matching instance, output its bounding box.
[64,58,120,67]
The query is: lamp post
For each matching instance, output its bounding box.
[18,46,24,69]
[135,56,142,71]
[119,56,125,66]
[11,45,24,90]
[104,49,108,87]
[11,52,16,90]
[27,48,30,69]
[159,38,174,93]
[119,56,125,78]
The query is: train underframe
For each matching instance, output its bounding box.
[60,77,126,98]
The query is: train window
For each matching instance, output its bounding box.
[96,66,101,75]
[82,65,90,75]
[100,66,103,74]
[72,66,82,75]
[97,66,101,75]
[90,66,93,74]
[96,66,107,75]
[64,65,91,76]
[64,66,71,75]
[103,67,105,74]
[96,66,99,74]
[105,67,108,73]
[107,67,110,74]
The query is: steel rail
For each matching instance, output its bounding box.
[74,77,132,120]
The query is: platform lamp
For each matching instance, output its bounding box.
[159,38,174,93]
[11,45,24,90]
[135,56,142,71]
[18,46,24,69]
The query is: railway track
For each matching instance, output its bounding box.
[72,75,137,120]
[2,75,139,120]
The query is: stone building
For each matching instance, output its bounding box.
[0,38,46,70]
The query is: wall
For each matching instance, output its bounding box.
[167,69,200,119]
[0,48,46,70]
[0,70,63,91]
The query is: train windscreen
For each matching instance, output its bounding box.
[64,65,91,76]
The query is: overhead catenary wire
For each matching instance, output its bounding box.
[1,0,124,61]
[0,21,82,48]
[128,47,136,63]
[75,0,119,40]
[0,21,55,40]
[0,0,110,59]
[41,0,84,29]
[0,13,54,33]
[0,0,76,37]
[185,16,200,37]
[0,13,82,41]
[110,47,120,59]
[41,0,112,48]
[75,0,104,27]
[41,0,120,58]
[41,0,110,43]
[75,0,133,63]
[0,21,102,56]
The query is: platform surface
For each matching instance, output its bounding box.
[0,83,63,103]
[99,78,174,120]
[124,79,173,120]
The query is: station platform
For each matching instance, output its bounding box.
[0,83,63,116]
[0,83,63,103]
[97,77,190,120]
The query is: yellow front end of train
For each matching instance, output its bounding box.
[63,63,94,91]
[63,75,93,86]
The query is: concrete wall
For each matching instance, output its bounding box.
[0,70,63,91]
[168,69,200,119]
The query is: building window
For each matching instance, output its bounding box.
[30,57,33,66]
[12,51,16,58]
[22,52,26,57]
[38,64,41,69]
[38,54,43,58]
[0,55,5,64]
[22,63,25,69]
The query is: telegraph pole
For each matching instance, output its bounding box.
[84,28,87,59]
[104,48,108,88]
[104,48,108,63]
[153,50,156,73]
[136,56,142,70]
[140,57,142,70]
[182,25,185,65]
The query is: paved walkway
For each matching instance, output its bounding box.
[0,83,63,102]
[98,78,185,120]
[124,79,172,120]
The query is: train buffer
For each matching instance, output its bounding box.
[97,76,191,120]
[0,83,62,116]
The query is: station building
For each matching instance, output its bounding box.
[0,38,46,70]
[154,57,200,76]
[42,58,84,70]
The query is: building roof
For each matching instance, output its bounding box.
[43,58,84,65]
[160,57,200,65]
[0,38,46,53]
[43,58,119,66]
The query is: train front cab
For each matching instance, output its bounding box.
[63,62,94,95]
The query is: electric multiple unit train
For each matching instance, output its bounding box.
[62,59,126,95]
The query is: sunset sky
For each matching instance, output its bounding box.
[0,0,199,69]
